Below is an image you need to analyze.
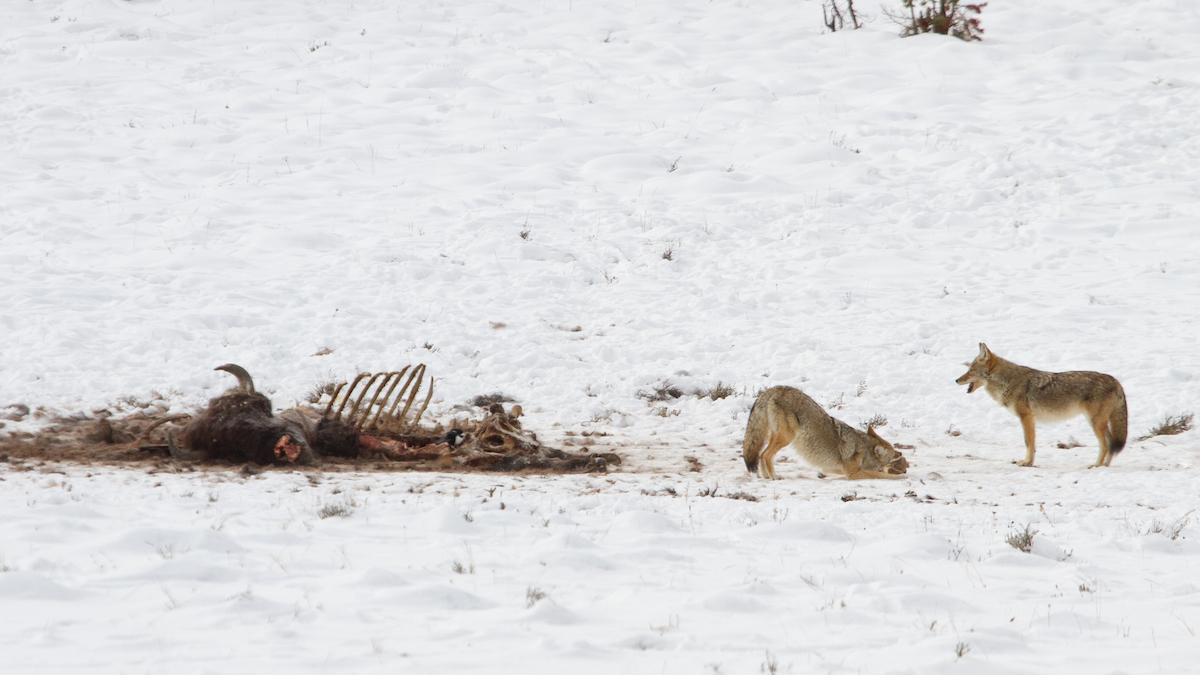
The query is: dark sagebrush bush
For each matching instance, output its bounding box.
[886,0,986,41]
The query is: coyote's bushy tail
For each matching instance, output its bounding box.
[743,399,766,473]
[1109,387,1128,456]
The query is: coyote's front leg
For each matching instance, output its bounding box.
[1015,408,1037,467]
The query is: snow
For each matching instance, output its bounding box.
[5,467,1200,672]
[2,0,1199,671]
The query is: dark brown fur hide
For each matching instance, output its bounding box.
[169,364,315,466]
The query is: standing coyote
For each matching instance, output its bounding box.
[743,386,907,480]
[955,343,1128,468]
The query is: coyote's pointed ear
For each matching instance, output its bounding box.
[978,343,991,360]
[867,426,880,439]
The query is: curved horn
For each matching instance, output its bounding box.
[138,414,191,444]
[214,364,256,394]
[167,431,209,461]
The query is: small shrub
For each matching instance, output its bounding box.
[725,491,759,502]
[525,586,547,608]
[638,382,684,402]
[1005,524,1036,553]
[698,382,735,401]
[305,379,341,404]
[954,642,970,660]
[1136,412,1193,441]
[822,0,862,32]
[1136,514,1190,541]
[861,413,888,429]
[762,650,780,674]
[155,542,184,560]
[318,502,353,519]
[887,0,986,41]
[1164,516,1189,541]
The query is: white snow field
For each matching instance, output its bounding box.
[2,0,1200,672]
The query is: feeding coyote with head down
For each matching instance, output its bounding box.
[955,343,1128,468]
[743,386,907,480]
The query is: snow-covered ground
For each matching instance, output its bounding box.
[2,0,1199,671]
[3,461,1199,674]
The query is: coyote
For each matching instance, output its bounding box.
[743,386,906,480]
[955,343,1128,468]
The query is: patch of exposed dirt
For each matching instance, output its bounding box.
[0,410,621,476]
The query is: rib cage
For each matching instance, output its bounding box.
[320,365,433,434]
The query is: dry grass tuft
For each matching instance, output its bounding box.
[525,586,547,608]
[305,379,341,404]
[1005,524,1036,553]
[697,382,735,401]
[1136,412,1193,441]
[861,413,888,429]
[638,382,684,402]
[318,502,353,519]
